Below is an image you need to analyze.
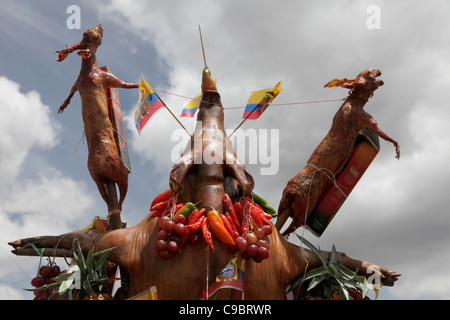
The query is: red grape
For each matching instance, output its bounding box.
[174,223,186,236]
[254,228,265,239]
[173,214,187,225]
[34,289,44,297]
[39,266,52,279]
[246,232,258,245]
[51,265,61,277]
[164,220,176,234]
[167,240,179,253]
[155,239,168,253]
[246,244,258,257]
[171,235,182,246]
[156,229,169,241]
[257,246,270,259]
[257,239,270,249]
[252,255,263,263]
[31,276,45,288]
[158,216,170,229]
[235,237,248,252]
[261,225,272,235]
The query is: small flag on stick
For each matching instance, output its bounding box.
[135,78,165,134]
[180,93,202,118]
[242,81,282,120]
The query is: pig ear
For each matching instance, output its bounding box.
[324,78,355,89]
[169,151,194,195]
[54,42,82,62]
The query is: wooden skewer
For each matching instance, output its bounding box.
[199,25,208,69]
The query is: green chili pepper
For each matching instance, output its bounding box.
[175,201,202,218]
[251,192,277,217]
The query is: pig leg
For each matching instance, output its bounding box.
[364,115,400,159]
[93,178,122,230]
[101,70,139,89]
[58,81,78,114]
[105,180,122,230]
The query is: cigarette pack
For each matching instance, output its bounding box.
[305,129,380,237]
[101,65,132,173]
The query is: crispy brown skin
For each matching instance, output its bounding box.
[276,69,400,235]
[9,218,400,299]
[8,68,401,299]
[55,25,138,228]
[169,69,254,212]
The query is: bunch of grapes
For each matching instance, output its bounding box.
[234,225,272,263]
[30,263,61,300]
[155,214,188,260]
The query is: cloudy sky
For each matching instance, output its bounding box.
[1,0,449,300]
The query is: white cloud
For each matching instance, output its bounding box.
[0,76,96,296]
[0,77,60,188]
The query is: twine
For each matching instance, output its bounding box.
[74,124,128,155]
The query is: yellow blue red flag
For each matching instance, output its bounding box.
[135,78,165,134]
[180,93,202,118]
[243,81,282,119]
[200,252,245,299]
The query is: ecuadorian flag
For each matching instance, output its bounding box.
[243,81,282,120]
[180,93,202,118]
[200,252,245,299]
[135,78,165,134]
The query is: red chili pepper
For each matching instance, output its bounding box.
[187,208,206,225]
[202,217,214,250]
[225,214,240,237]
[249,205,264,228]
[151,189,174,208]
[150,198,181,212]
[223,193,241,232]
[150,209,163,218]
[186,215,205,232]
[250,201,273,219]
[233,202,244,222]
[240,218,249,235]
[220,213,237,240]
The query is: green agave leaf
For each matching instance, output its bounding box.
[334,264,357,281]
[328,262,340,277]
[52,272,74,282]
[24,281,61,292]
[94,249,114,273]
[329,245,338,264]
[307,274,326,292]
[296,234,327,266]
[288,265,328,292]
[92,246,116,258]
[337,282,349,300]
[303,266,329,281]
[86,247,94,270]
